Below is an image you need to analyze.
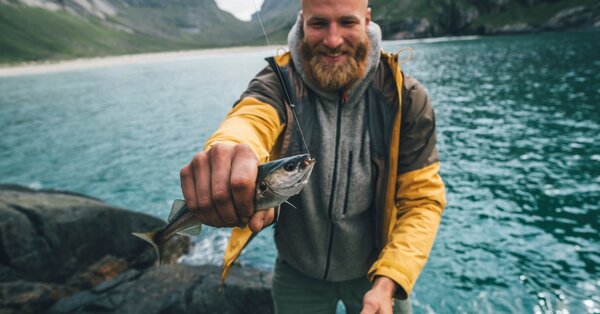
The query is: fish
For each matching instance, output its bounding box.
[132,153,315,265]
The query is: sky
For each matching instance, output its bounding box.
[214,0,265,21]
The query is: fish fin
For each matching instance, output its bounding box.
[168,199,187,223]
[132,231,164,266]
[177,225,202,236]
[284,201,297,209]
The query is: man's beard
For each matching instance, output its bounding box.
[300,37,370,92]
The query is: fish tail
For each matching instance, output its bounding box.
[132,231,164,266]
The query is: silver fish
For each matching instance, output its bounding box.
[132,154,315,265]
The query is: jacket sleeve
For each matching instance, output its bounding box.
[368,76,446,299]
[204,65,286,162]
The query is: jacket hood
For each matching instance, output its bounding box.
[287,13,382,103]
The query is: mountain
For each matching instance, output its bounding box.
[0,0,259,63]
[255,0,599,39]
[250,0,299,43]
[372,0,600,38]
[1,0,598,64]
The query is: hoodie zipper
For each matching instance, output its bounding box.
[323,93,347,280]
[342,150,353,216]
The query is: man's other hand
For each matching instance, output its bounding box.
[360,276,397,314]
[180,143,273,232]
[249,207,275,233]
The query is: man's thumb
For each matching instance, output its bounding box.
[249,208,275,232]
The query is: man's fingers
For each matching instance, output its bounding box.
[360,301,378,314]
[209,144,239,226]
[383,305,393,314]
[230,144,258,223]
[190,152,222,226]
[360,290,393,314]
[180,164,198,211]
[182,143,260,228]
[378,302,393,314]
[249,208,275,233]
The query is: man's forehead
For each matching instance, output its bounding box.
[301,0,369,13]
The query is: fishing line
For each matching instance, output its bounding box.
[250,0,311,156]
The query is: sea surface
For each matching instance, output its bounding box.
[1,30,598,313]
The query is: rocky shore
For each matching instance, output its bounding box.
[382,3,600,39]
[0,185,273,313]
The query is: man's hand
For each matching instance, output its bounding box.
[360,276,397,314]
[179,143,274,232]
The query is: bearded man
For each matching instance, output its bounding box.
[179,0,446,313]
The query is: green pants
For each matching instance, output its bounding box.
[272,259,412,314]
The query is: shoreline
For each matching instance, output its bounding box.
[0,34,488,78]
[0,45,273,77]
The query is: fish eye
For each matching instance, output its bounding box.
[284,162,297,172]
[258,182,268,192]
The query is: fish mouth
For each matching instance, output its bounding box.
[303,157,316,168]
[300,157,316,182]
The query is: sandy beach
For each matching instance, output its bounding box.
[0,45,274,77]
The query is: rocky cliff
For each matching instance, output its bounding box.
[256,0,600,39]
[0,185,273,314]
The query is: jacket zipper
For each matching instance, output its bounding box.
[342,150,353,216]
[323,94,346,280]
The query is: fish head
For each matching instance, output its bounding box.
[255,154,315,210]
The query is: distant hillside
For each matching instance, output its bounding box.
[0,0,262,64]
[255,0,599,40]
[1,0,599,64]
[372,0,600,38]
[250,0,299,43]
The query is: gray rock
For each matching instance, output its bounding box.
[543,4,600,30]
[500,23,535,33]
[49,265,273,314]
[434,0,479,35]
[390,18,433,39]
[484,22,537,35]
[0,185,164,283]
[0,280,73,314]
[0,185,273,314]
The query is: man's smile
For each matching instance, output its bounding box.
[321,52,346,63]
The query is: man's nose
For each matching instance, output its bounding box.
[322,24,343,49]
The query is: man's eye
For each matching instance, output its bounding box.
[309,21,327,28]
[341,20,358,27]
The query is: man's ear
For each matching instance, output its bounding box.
[366,7,371,25]
[300,10,305,34]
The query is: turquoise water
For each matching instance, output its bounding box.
[1,31,599,313]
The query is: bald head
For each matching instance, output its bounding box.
[301,0,369,12]
[300,0,371,38]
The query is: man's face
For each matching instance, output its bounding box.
[300,0,371,91]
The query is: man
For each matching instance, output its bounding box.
[179,0,446,313]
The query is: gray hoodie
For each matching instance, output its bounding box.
[272,16,384,281]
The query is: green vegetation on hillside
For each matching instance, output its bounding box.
[472,0,597,28]
[0,2,264,64]
[0,5,189,63]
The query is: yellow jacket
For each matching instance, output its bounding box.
[205,51,446,299]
